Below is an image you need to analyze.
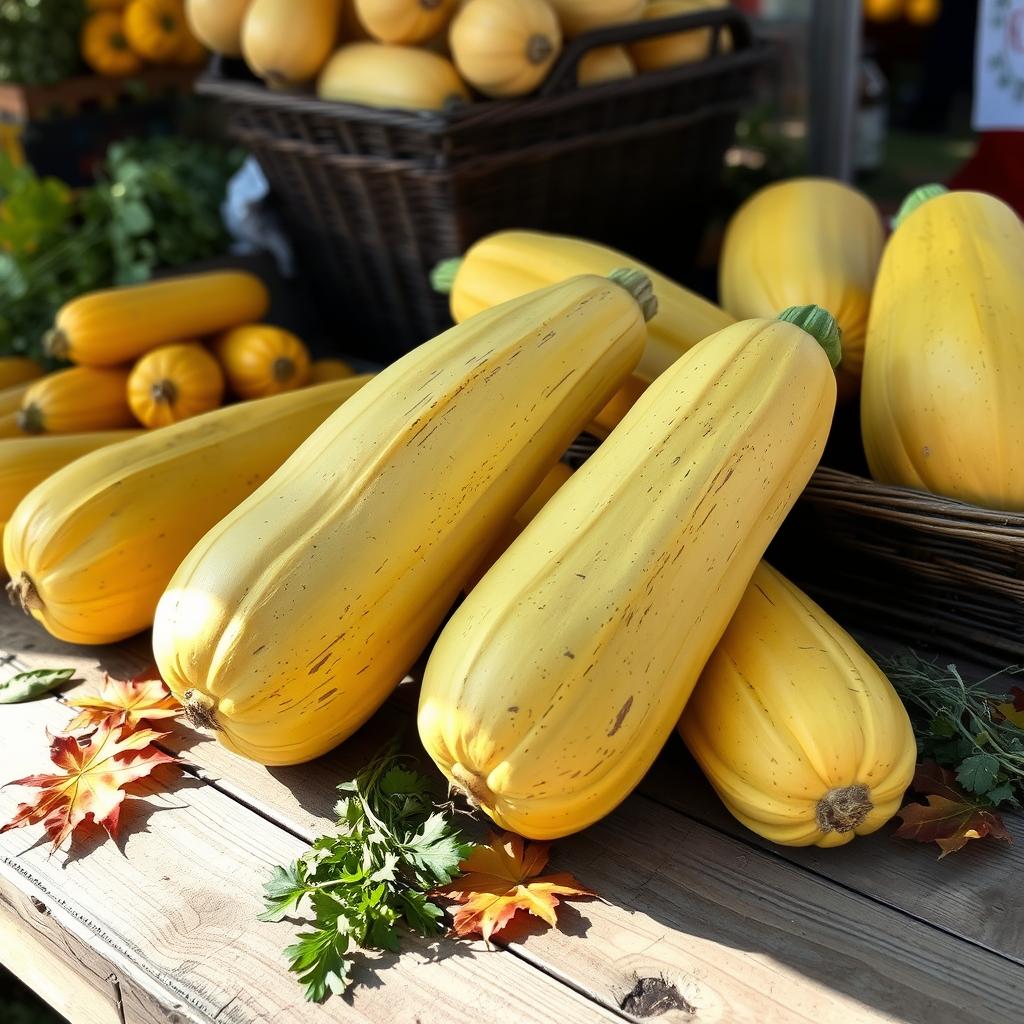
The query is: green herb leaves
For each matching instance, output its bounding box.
[0,667,74,704]
[260,744,471,1002]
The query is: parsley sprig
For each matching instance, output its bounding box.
[882,653,1024,808]
[259,744,472,1002]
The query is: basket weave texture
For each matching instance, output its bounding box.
[199,9,770,360]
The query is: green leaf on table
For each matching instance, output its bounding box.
[259,862,309,923]
[285,925,353,1003]
[0,667,75,704]
[956,753,1001,794]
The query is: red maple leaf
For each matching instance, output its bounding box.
[64,669,180,733]
[1,722,176,851]
[435,832,595,943]
[894,762,1012,858]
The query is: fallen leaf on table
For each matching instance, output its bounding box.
[64,669,180,733]
[894,762,1012,858]
[1,722,176,851]
[0,667,75,704]
[435,831,595,943]
[996,686,1024,728]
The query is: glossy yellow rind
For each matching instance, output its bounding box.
[720,177,884,400]
[4,378,371,645]
[679,563,916,847]
[449,229,734,432]
[861,190,1024,510]
[418,316,836,840]
[153,274,646,766]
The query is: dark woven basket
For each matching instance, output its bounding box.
[771,469,1024,667]
[199,9,769,361]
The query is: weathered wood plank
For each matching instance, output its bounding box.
[0,869,123,1024]
[0,691,621,1024]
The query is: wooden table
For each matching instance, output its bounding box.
[1,601,1021,1024]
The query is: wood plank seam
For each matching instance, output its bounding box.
[638,784,1024,970]
[1,857,211,1024]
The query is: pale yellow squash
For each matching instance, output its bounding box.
[577,45,635,86]
[353,0,457,43]
[5,377,372,645]
[242,0,343,86]
[861,187,1024,510]
[153,272,652,765]
[418,307,839,839]
[680,563,916,847]
[549,0,644,37]
[720,177,884,400]
[184,0,252,55]
[630,0,729,72]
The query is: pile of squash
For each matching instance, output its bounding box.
[81,0,209,76]
[185,0,731,110]
[6,176,1020,856]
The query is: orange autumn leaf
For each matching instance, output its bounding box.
[64,669,181,733]
[894,762,1012,858]
[435,832,595,943]
[1,722,176,851]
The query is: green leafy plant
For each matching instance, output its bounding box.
[260,744,472,1002]
[0,0,85,85]
[882,653,1024,809]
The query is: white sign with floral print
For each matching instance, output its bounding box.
[975,0,1024,128]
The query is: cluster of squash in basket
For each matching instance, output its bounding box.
[2,177,1020,853]
[81,0,209,77]
[185,0,730,109]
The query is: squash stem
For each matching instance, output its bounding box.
[16,404,45,435]
[151,379,178,405]
[7,572,43,614]
[431,257,462,295]
[527,34,554,65]
[608,268,659,323]
[777,305,843,370]
[182,689,221,731]
[272,357,296,383]
[894,183,948,228]
[451,762,495,810]
[815,784,872,834]
[42,328,69,361]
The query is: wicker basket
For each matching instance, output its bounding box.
[199,9,770,361]
[771,469,1024,667]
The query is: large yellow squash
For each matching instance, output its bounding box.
[861,187,1024,510]
[185,0,253,55]
[719,177,884,400]
[0,430,142,563]
[679,563,916,848]
[418,306,840,840]
[353,0,457,44]
[242,0,343,86]
[153,272,653,765]
[437,229,734,433]
[18,367,136,434]
[5,377,372,645]
[0,383,36,438]
[44,271,270,367]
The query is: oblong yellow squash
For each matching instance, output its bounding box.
[18,367,135,435]
[549,0,644,36]
[437,229,734,433]
[354,0,457,43]
[577,45,635,86]
[128,342,226,428]
[720,177,884,400]
[0,358,44,390]
[0,430,142,559]
[45,271,270,367]
[679,563,916,848]
[417,307,839,840]
[450,0,562,99]
[630,0,730,72]
[308,358,355,383]
[185,0,252,55]
[242,0,343,86]
[153,272,652,765]
[213,324,310,399]
[0,384,35,439]
[318,43,468,111]
[861,187,1024,510]
[5,377,372,645]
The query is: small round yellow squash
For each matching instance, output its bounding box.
[450,0,562,99]
[184,0,252,56]
[353,0,457,44]
[18,367,135,436]
[308,358,356,384]
[81,11,144,76]
[630,0,729,73]
[577,44,635,86]
[318,43,468,110]
[124,0,189,62]
[128,343,226,428]
[214,325,311,399]
[548,0,644,37]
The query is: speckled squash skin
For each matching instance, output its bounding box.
[679,563,916,848]
[418,315,837,840]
